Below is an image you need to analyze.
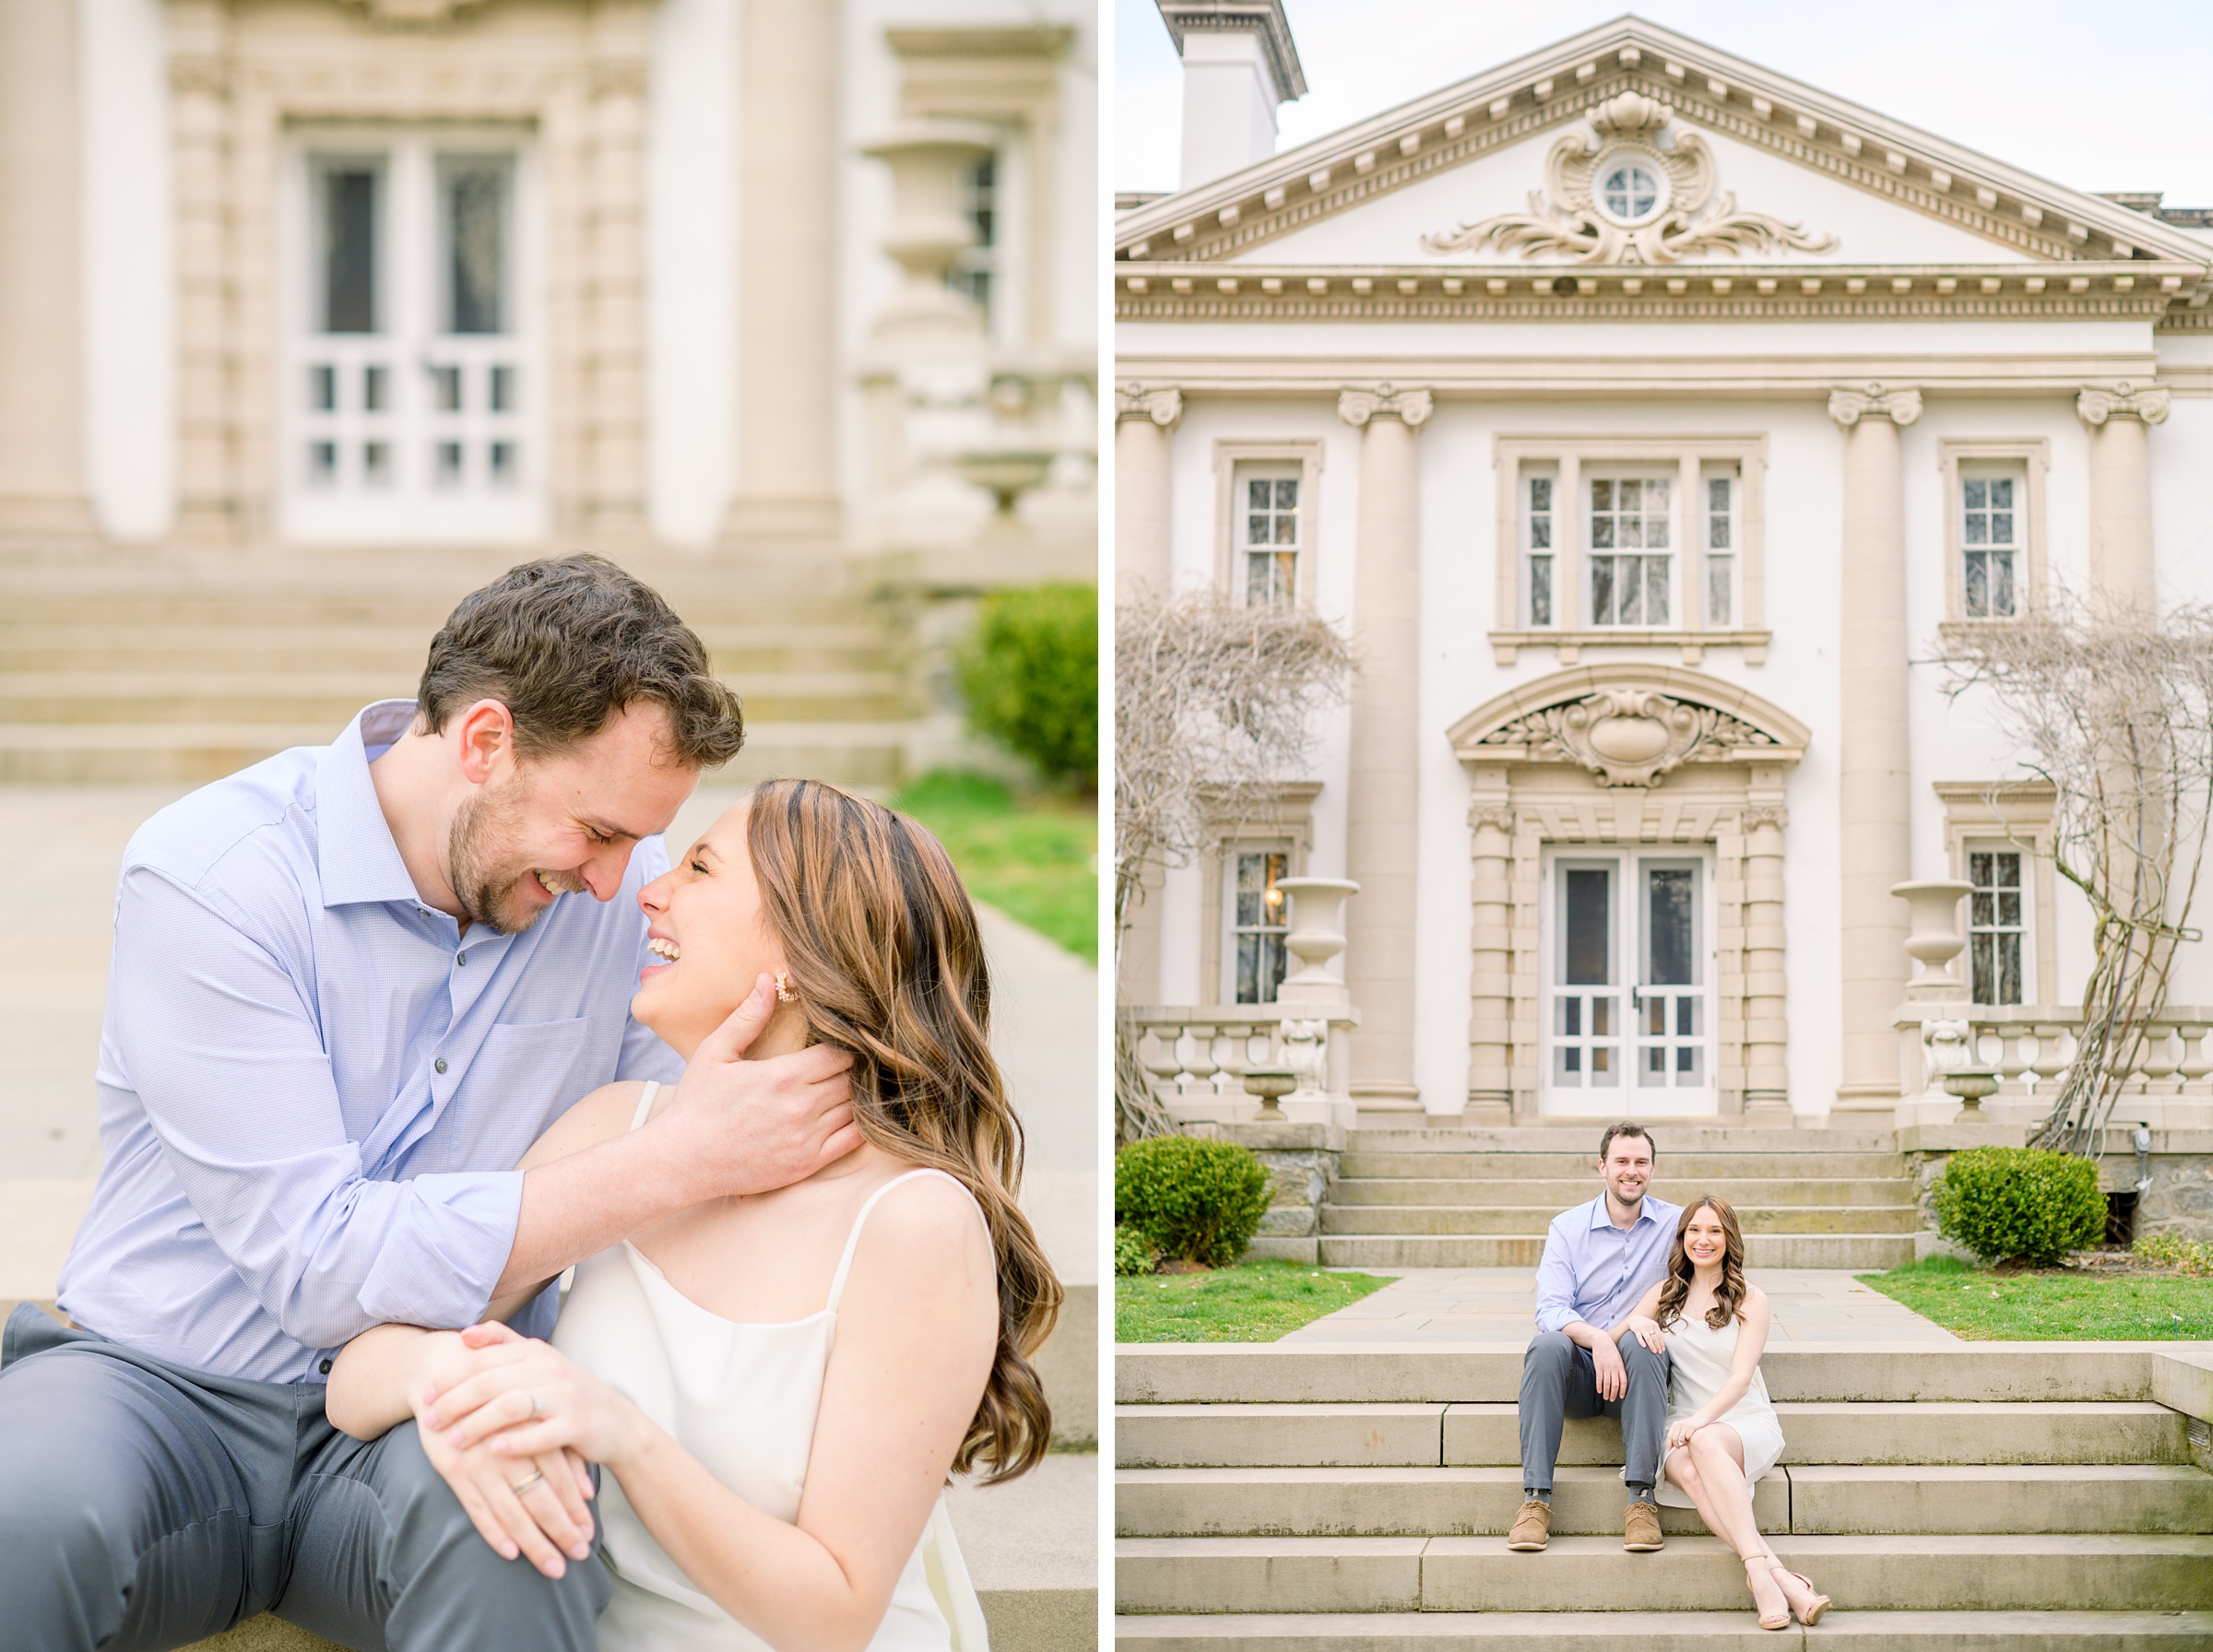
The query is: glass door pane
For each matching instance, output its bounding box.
[1550,860,1621,1092]
[1633,856,1710,1099]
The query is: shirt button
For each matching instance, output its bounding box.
[456,953,467,967]
[434,1057,448,1074]
[319,1359,333,1375]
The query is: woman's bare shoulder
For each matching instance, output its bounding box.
[845,1170,996,1298]
[515,1080,653,1172]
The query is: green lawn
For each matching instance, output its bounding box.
[889,771,1097,963]
[1116,1259,1396,1342]
[1857,1255,2213,1339]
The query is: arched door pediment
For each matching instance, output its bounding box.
[1447,664,1809,789]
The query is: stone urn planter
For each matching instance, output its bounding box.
[1273,877,1359,1007]
[1892,879,1974,994]
[1242,1067,1296,1122]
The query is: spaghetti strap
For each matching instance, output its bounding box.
[629,1080,660,1132]
[824,1168,978,1313]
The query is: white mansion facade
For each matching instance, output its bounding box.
[1118,14,2213,1131]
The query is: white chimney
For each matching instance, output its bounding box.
[1155,0,1307,192]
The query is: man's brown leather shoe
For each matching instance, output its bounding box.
[1506,1498,1552,1551]
[1623,1499,1665,1552]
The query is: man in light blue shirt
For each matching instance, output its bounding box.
[0,557,859,1650]
[1509,1122,1681,1555]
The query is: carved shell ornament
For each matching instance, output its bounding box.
[1423,91,1837,266]
[1475,687,1780,787]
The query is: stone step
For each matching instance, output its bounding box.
[1316,1233,1919,1270]
[1115,1344,2203,1407]
[1116,1402,2194,1470]
[1116,1464,2213,1538]
[1113,1533,2213,1614]
[1343,1127,1900,1153]
[1114,1608,2213,1649]
[1319,1203,1922,1235]
[1329,1151,1910,1179]
[1331,1173,1917,1205]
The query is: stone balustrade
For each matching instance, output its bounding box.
[1123,1004,1359,1128]
[1949,1008,2213,1125]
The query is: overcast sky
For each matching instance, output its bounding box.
[1115,0,2213,206]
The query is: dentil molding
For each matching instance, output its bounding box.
[1116,384,1184,428]
[1424,91,1836,268]
[1336,384,1434,427]
[2076,383,2172,427]
[1828,384,1923,427]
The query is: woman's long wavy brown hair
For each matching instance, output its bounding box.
[1654,1195,1750,1331]
[745,778,1061,1482]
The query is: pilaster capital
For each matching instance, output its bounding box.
[2076,382,2172,428]
[1827,384,1923,429]
[1115,384,1183,429]
[1741,800,1791,833]
[1337,384,1433,429]
[1467,799,1517,834]
[167,53,232,98]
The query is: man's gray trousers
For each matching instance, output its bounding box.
[1518,1328,1671,1500]
[0,1303,609,1651]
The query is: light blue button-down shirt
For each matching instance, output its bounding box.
[59,701,685,1382]
[1532,1192,1684,1336]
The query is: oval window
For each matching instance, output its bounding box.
[1601,163,1660,220]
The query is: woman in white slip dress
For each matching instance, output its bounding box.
[1619,1197,1829,1632]
[327,778,1060,1650]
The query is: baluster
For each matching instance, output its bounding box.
[1994,1023,2032,1092]
[2176,1024,2211,1097]
[1190,1023,1229,1101]
[2030,1023,2073,1097]
[2139,1022,2181,1094]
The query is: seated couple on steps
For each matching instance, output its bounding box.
[1509,1122,1831,1633]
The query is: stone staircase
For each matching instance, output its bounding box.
[0,543,931,786]
[1116,1340,2213,1647]
[1320,1126,1919,1271]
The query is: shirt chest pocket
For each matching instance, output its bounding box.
[467,1014,607,1144]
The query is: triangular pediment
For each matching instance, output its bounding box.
[1118,16,2212,278]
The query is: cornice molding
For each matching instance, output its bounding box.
[1828,384,1923,427]
[1337,384,1432,427]
[1115,21,2213,277]
[1154,1,1306,102]
[2077,383,2172,427]
[1116,384,1184,427]
[885,26,1075,61]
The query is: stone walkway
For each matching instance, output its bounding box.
[1285,1266,1959,1344]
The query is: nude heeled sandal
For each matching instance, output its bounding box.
[1769,1558,1830,1626]
[1744,1555,1790,1631]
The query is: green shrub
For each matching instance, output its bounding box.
[1116,1135,1274,1268]
[1933,1146,2104,1266]
[956,583,1097,788]
[1114,1223,1161,1278]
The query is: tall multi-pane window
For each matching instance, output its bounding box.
[1525,472,1556,625]
[1961,471,2020,619]
[1704,471,1735,627]
[949,154,998,324]
[1589,475,1672,625]
[1240,470,1300,605]
[1230,849,1291,1003]
[1968,848,2026,1004]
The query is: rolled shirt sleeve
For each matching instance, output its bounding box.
[1533,1216,1580,1335]
[109,868,521,1350]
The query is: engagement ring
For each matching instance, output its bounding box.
[527,1388,545,1419]
[509,1469,547,1497]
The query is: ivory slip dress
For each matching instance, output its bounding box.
[550,1081,991,1651]
[1652,1305,1787,1509]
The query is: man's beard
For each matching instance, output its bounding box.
[447,780,574,934]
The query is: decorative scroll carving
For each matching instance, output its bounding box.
[1422,91,1836,266]
[1473,687,1781,788]
[1828,384,1923,428]
[2077,382,2172,427]
[1467,800,1519,832]
[1116,384,1185,429]
[1337,384,1433,428]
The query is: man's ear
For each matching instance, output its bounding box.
[454,700,517,786]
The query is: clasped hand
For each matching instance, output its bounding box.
[1665,1416,1707,1448]
[421,1321,645,1575]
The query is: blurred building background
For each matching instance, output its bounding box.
[0,0,1096,787]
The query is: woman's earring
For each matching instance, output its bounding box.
[773,970,798,1004]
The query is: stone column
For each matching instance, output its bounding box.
[1338,384,1431,1112]
[1114,384,1180,602]
[1465,792,1515,1125]
[1828,384,1922,1113]
[585,11,653,543]
[725,0,840,543]
[1742,793,1791,1120]
[2077,384,2170,619]
[0,0,96,536]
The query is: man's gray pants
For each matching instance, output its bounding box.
[0,1304,609,1651]
[1518,1328,1671,1501]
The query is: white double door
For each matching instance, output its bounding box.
[279,130,542,543]
[1540,847,1718,1117]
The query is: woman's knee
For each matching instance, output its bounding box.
[1688,1425,1738,1463]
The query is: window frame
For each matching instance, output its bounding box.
[1937,439,2047,630]
[1935,781,2058,1005]
[1221,843,1295,1005]
[1491,435,1768,667]
[1195,781,1322,1007]
[1583,466,1678,631]
[1963,842,2030,1007]
[1213,440,1324,608]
